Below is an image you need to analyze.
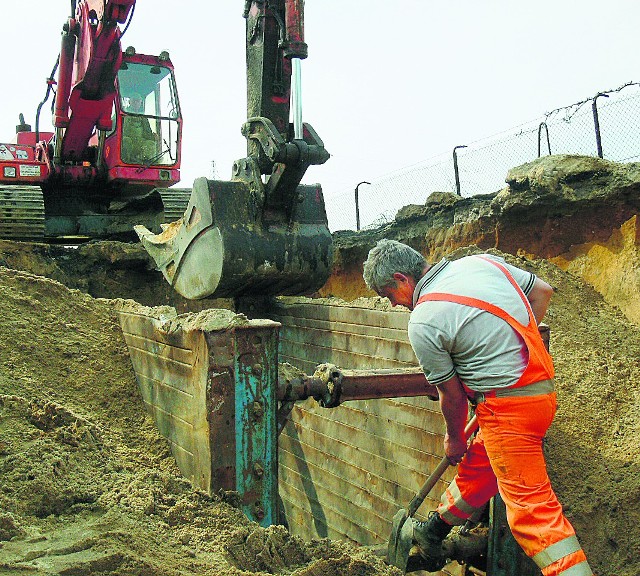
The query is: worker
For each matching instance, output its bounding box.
[121,91,157,163]
[362,239,592,576]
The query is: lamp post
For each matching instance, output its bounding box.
[354,181,371,231]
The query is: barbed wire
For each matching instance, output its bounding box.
[544,80,639,122]
[325,82,640,232]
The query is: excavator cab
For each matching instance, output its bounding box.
[136,0,333,299]
[39,46,187,241]
[109,51,182,172]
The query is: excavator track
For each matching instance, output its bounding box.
[0,186,46,241]
[0,186,192,243]
[157,188,191,224]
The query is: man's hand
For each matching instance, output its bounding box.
[444,432,468,465]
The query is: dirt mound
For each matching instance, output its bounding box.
[0,267,398,576]
[324,156,640,327]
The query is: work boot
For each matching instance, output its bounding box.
[412,512,453,572]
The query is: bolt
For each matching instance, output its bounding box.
[254,502,265,520]
[252,401,263,420]
[252,363,263,376]
[253,463,264,479]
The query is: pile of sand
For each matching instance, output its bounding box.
[0,267,397,576]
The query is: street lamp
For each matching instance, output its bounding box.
[354,181,371,231]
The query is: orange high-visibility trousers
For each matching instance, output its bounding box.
[436,392,592,576]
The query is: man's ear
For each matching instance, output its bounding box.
[392,272,408,283]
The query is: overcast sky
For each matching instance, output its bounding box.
[2,1,639,201]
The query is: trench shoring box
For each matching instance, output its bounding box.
[116,298,452,545]
[116,303,280,526]
[261,297,452,545]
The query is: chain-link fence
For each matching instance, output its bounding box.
[326,82,640,232]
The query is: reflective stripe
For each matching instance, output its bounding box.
[445,480,480,515]
[438,479,484,523]
[473,379,555,403]
[494,378,554,398]
[533,535,582,568]
[557,560,593,576]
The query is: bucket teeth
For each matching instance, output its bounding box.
[134,223,180,275]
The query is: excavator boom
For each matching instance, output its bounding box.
[54,0,135,162]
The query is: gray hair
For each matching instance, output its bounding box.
[362,239,428,293]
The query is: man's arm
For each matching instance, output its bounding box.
[527,277,554,324]
[437,374,470,465]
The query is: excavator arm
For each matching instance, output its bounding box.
[137,0,332,299]
[54,0,136,163]
[243,0,328,218]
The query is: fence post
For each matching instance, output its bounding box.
[592,92,609,158]
[537,122,551,157]
[453,145,467,196]
[354,181,371,231]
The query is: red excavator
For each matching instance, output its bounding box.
[0,0,189,242]
[136,0,333,299]
[1,0,332,298]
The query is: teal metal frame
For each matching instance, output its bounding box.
[234,326,279,526]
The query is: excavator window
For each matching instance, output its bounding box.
[116,62,181,166]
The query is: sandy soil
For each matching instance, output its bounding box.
[0,242,639,576]
[0,267,398,576]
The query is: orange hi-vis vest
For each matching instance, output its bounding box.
[416,256,554,395]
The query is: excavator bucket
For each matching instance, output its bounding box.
[135,176,332,299]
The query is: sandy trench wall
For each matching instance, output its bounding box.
[264,297,453,546]
[322,156,640,329]
[550,214,640,325]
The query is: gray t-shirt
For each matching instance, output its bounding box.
[408,254,537,392]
